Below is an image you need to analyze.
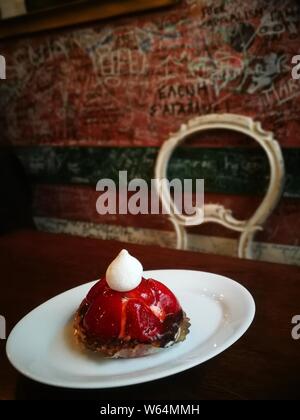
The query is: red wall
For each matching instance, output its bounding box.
[0,0,299,265]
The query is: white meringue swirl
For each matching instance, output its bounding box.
[106,249,143,292]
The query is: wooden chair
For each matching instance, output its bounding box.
[154,114,285,259]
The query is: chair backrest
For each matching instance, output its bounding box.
[154,114,285,259]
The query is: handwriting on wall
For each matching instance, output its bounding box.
[15,146,300,197]
[0,0,300,147]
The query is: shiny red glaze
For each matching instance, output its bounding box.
[125,299,162,342]
[81,278,182,343]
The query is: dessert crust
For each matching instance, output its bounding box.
[74,310,190,359]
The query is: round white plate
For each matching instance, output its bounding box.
[6,270,255,389]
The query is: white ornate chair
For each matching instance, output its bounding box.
[154,114,285,259]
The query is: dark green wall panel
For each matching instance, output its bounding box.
[16,147,300,197]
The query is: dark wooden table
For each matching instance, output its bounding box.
[0,230,300,400]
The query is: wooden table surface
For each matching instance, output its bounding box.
[0,230,300,400]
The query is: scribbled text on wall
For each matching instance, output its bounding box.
[0,55,6,79]
[292,55,300,80]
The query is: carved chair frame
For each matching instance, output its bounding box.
[154,114,285,259]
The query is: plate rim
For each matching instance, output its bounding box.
[6,269,256,389]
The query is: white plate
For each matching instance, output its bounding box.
[6,270,255,389]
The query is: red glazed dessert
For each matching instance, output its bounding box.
[74,250,189,358]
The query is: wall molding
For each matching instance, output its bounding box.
[34,216,300,267]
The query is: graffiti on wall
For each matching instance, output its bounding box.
[0,0,300,147]
[0,0,300,266]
